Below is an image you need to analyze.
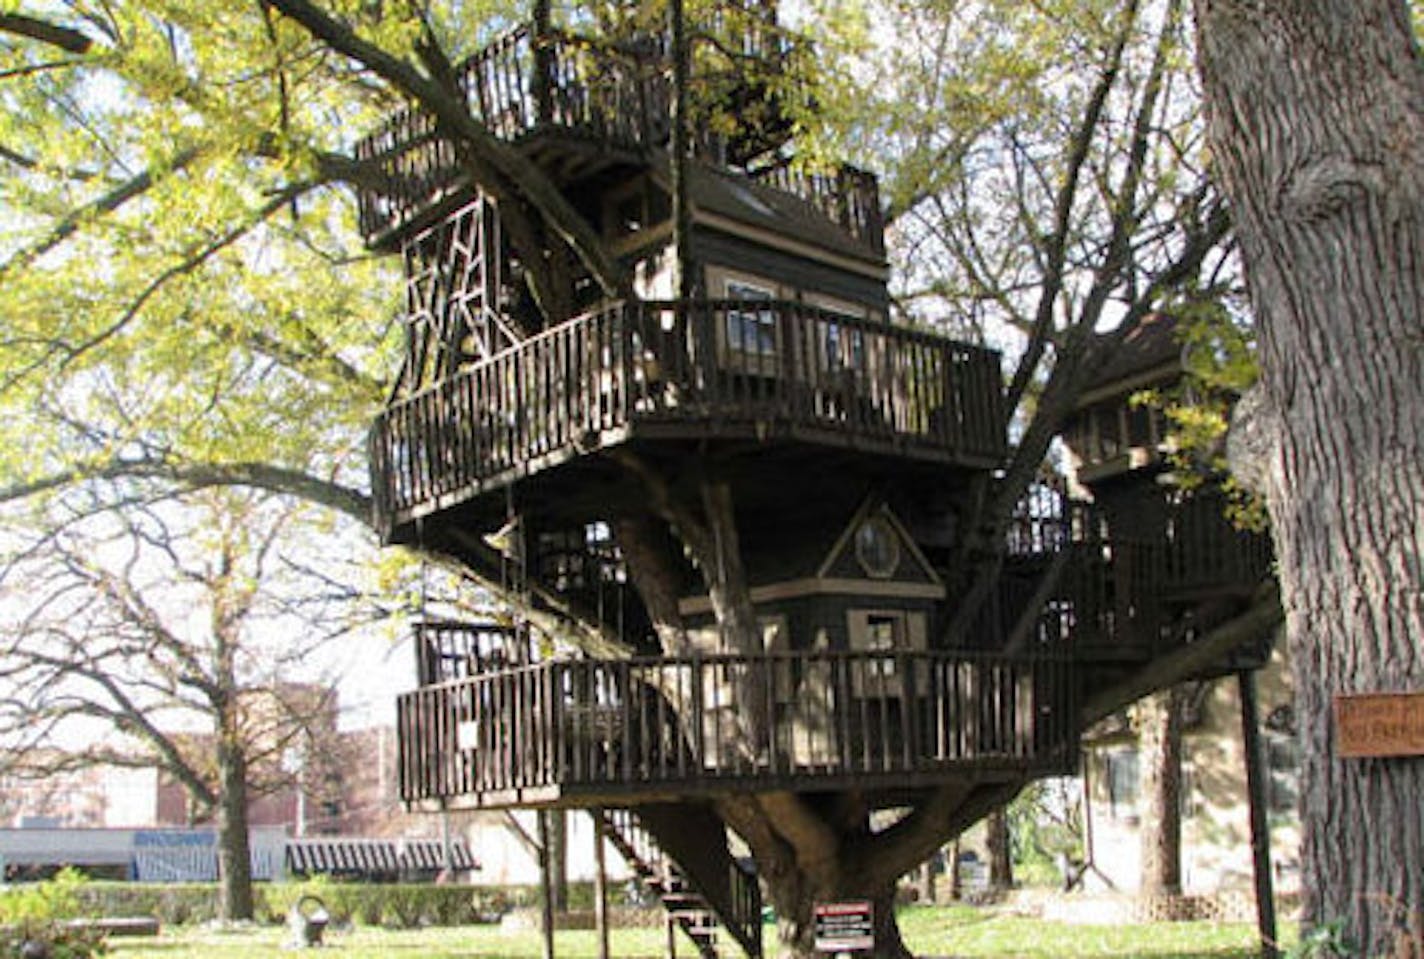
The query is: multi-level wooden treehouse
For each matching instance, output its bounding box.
[354,7,1273,956]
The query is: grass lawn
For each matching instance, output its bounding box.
[107,905,1285,958]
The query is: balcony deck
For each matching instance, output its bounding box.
[985,493,1275,670]
[396,649,1077,811]
[353,23,883,253]
[369,299,1006,541]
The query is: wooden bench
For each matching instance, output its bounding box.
[64,917,161,937]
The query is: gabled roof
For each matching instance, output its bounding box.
[1078,313,1183,405]
[641,158,886,271]
[677,498,943,616]
[816,498,942,588]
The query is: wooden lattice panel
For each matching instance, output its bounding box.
[394,196,514,397]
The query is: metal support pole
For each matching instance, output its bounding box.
[593,809,610,959]
[538,810,556,959]
[1238,670,1278,959]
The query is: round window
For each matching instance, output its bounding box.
[855,515,900,579]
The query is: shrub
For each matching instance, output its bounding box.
[0,870,108,959]
[43,880,543,929]
[71,884,221,926]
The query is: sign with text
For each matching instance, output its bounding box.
[814,900,874,954]
[1335,692,1424,758]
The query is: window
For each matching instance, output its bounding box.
[847,610,927,695]
[854,515,901,579]
[724,280,778,375]
[823,318,866,373]
[1105,748,1140,821]
[1266,732,1300,814]
[862,613,903,690]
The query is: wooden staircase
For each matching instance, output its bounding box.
[599,807,762,959]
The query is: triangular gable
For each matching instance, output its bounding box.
[816,499,942,589]
[675,498,943,618]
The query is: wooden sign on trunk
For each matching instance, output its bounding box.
[1334,692,1424,758]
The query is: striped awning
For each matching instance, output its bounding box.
[285,838,477,875]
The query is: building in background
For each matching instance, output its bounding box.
[1081,643,1298,895]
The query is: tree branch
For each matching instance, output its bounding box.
[0,13,92,54]
[261,0,627,303]
[1001,0,1139,421]
[0,457,372,527]
[0,147,201,284]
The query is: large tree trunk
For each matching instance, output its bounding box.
[613,467,1000,957]
[769,874,908,959]
[986,809,1013,892]
[215,734,254,921]
[544,809,569,913]
[1137,686,1183,896]
[1193,3,1424,953]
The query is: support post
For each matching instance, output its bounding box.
[538,810,556,959]
[532,0,553,126]
[593,809,610,959]
[441,806,454,876]
[1238,670,1278,959]
[669,0,691,300]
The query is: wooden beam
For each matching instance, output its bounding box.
[1080,581,1282,727]
[1239,670,1279,959]
[1002,550,1069,655]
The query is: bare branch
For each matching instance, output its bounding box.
[0,13,92,54]
[1002,0,1139,420]
[0,457,372,527]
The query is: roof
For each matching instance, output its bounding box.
[1083,313,1183,396]
[640,158,885,267]
[285,837,478,874]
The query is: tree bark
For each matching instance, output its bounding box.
[986,809,1013,892]
[1193,3,1424,952]
[771,876,908,959]
[1137,686,1183,896]
[215,732,254,921]
[544,809,569,913]
[948,838,962,900]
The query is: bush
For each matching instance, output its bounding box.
[71,884,222,926]
[39,879,604,930]
[262,879,499,929]
[0,870,108,958]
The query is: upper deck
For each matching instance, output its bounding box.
[368,298,1005,540]
[353,23,883,255]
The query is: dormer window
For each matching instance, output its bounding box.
[854,514,900,579]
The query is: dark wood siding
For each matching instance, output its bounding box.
[693,229,888,313]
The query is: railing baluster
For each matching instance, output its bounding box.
[398,647,1077,804]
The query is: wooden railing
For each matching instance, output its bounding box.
[749,163,885,255]
[396,649,1076,805]
[980,489,1273,657]
[353,23,883,253]
[414,620,529,687]
[356,26,666,240]
[369,300,1005,531]
[602,808,763,959]
[1162,499,1274,594]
